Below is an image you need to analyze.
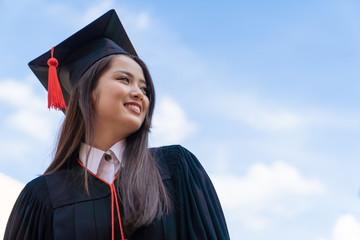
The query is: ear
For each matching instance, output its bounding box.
[90,89,97,106]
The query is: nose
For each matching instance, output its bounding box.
[130,85,144,100]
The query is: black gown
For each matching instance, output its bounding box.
[4,145,230,240]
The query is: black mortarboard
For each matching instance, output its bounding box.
[28,9,137,110]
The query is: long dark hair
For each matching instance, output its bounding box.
[44,54,171,232]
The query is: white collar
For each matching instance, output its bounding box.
[79,140,125,174]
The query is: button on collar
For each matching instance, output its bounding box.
[104,153,112,161]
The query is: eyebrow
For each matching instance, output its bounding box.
[113,70,146,84]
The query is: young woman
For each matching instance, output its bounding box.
[4,9,230,240]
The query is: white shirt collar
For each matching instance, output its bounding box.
[79,140,125,174]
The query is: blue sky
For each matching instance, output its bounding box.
[1,0,360,239]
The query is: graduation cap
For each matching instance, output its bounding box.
[28,9,137,110]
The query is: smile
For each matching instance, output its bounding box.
[124,103,141,113]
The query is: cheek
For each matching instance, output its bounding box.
[143,98,150,113]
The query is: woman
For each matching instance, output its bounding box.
[4,9,230,240]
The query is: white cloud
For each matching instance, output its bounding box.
[0,138,35,161]
[211,161,326,230]
[332,214,360,240]
[150,96,197,146]
[317,214,360,240]
[5,109,54,141]
[213,92,360,132]
[0,78,63,142]
[0,173,24,238]
[213,93,302,132]
[0,79,43,108]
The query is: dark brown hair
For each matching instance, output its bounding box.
[44,54,171,232]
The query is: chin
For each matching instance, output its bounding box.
[123,121,143,135]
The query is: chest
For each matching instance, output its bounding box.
[52,195,177,240]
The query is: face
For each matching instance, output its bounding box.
[91,55,150,140]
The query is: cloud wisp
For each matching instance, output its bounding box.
[150,96,197,146]
[0,173,24,238]
[211,161,326,230]
[332,214,360,240]
[0,78,63,142]
[210,92,360,133]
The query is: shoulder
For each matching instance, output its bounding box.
[152,144,195,158]
[25,174,47,189]
[150,145,204,177]
[151,144,195,164]
[5,176,54,239]
[19,175,52,207]
[150,146,230,239]
[20,168,82,209]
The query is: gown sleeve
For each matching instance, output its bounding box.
[162,145,230,240]
[4,176,54,240]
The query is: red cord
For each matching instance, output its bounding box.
[111,185,115,240]
[77,159,126,240]
[113,183,126,240]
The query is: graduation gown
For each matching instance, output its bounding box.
[4,145,230,240]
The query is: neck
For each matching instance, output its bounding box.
[92,126,126,151]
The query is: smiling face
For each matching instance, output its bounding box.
[91,54,150,147]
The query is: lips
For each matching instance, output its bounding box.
[124,102,142,113]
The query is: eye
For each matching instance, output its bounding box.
[141,87,150,96]
[116,77,129,83]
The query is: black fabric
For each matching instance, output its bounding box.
[28,9,136,105]
[4,145,230,240]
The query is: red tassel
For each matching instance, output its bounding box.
[47,47,66,110]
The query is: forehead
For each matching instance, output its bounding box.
[109,55,144,80]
